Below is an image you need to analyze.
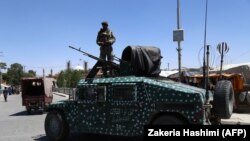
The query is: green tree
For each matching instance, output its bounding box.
[0,62,7,70]
[56,61,85,88]
[57,71,66,87]
[2,73,8,82]
[0,62,7,89]
[56,69,84,88]
[6,63,24,85]
[24,70,36,77]
[70,70,84,87]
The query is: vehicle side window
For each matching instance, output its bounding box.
[112,83,137,101]
[97,86,106,102]
[78,86,96,101]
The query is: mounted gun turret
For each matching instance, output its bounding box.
[69,46,120,79]
[69,45,162,79]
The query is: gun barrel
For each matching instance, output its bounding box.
[68,46,102,61]
[68,45,120,69]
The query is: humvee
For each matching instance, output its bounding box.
[44,46,234,140]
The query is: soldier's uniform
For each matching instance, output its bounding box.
[96,21,116,61]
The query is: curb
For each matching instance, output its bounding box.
[53,92,69,98]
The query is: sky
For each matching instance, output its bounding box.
[0,0,250,76]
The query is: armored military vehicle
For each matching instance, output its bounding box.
[44,46,234,141]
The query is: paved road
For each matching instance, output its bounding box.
[222,113,250,125]
[0,93,66,141]
[0,93,249,141]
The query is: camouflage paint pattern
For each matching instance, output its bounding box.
[48,76,212,136]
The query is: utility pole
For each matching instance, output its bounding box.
[173,0,184,81]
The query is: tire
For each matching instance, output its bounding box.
[246,92,250,105]
[213,80,234,119]
[40,108,46,114]
[239,92,247,102]
[151,115,186,125]
[45,111,69,141]
[26,106,31,115]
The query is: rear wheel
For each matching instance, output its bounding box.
[151,115,187,125]
[213,80,234,119]
[26,106,31,114]
[238,91,247,103]
[45,111,69,141]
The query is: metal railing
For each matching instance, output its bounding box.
[53,87,76,100]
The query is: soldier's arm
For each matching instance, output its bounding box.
[96,31,103,46]
[108,31,116,45]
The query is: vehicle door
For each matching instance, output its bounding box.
[77,84,108,131]
[107,83,141,135]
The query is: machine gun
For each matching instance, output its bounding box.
[69,46,120,79]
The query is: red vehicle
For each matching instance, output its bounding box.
[21,77,54,114]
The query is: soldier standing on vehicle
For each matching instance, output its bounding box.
[96,21,116,61]
[3,87,8,102]
[96,21,116,75]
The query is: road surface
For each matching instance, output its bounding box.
[0,93,66,141]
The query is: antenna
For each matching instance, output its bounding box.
[203,0,208,89]
[203,0,210,104]
[217,42,229,79]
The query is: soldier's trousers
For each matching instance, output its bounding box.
[100,46,113,61]
[100,46,113,75]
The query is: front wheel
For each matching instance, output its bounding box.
[26,106,31,114]
[45,111,69,141]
